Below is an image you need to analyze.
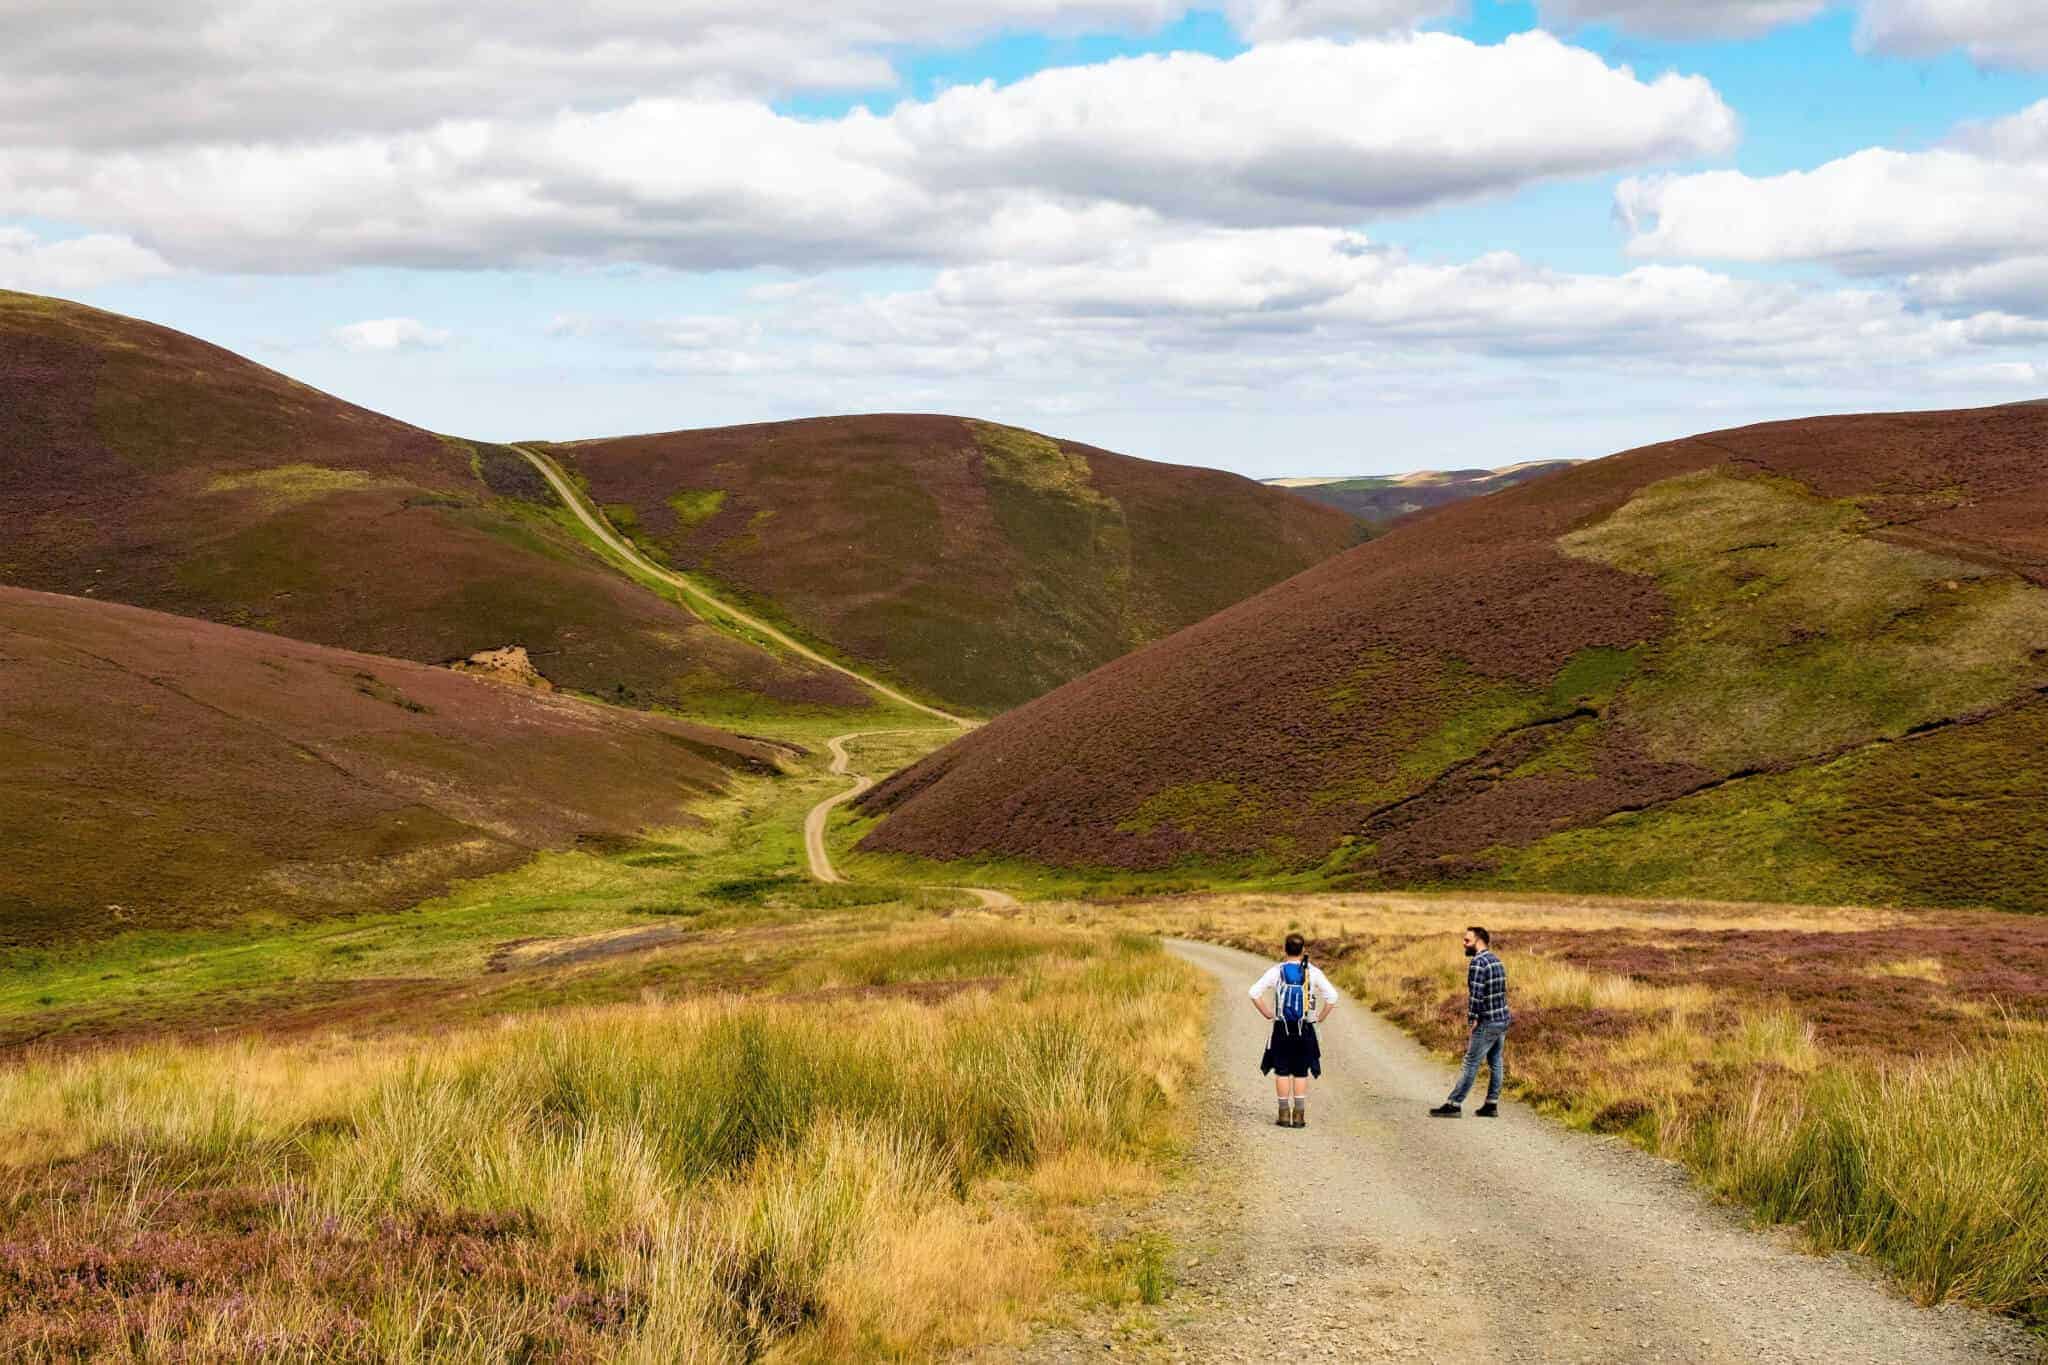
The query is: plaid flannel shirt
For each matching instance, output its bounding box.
[1467,950,1512,1028]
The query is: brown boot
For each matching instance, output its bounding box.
[1276,1098,1291,1126]
[1291,1099,1307,1128]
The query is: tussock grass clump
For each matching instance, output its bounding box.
[1693,1032,2048,1326]
[0,934,1205,1361]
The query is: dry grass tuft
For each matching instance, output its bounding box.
[0,929,1207,1361]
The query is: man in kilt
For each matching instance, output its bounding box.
[1248,933,1340,1127]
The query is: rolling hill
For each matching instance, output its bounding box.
[2,291,1358,717]
[1269,461,1575,529]
[856,402,2048,913]
[0,585,778,948]
[0,290,870,719]
[549,416,1361,710]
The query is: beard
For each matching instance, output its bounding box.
[1464,945,1479,957]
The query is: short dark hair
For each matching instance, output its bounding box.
[1284,932,1306,956]
[1466,925,1491,946]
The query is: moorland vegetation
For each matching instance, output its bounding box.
[551,416,1358,710]
[0,291,1354,720]
[1274,460,1574,529]
[857,402,2048,913]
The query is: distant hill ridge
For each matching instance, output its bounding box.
[858,402,2048,914]
[0,290,1355,716]
[1267,460,1576,528]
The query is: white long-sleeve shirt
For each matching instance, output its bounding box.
[1248,961,1340,1009]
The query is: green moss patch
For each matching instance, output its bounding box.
[668,488,727,529]
[205,465,399,511]
[1563,470,2048,772]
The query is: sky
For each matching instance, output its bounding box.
[3,1,2046,478]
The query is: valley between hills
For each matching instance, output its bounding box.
[3,290,2045,1360]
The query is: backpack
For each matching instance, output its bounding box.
[1277,960,1317,1031]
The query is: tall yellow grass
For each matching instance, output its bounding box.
[0,932,1207,1361]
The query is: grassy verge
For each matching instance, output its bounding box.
[831,800,1334,905]
[0,723,965,1052]
[1052,891,2048,1336]
[0,925,1207,1361]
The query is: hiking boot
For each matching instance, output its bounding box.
[1428,1103,1461,1118]
[1475,1102,1500,1118]
[1291,1104,1307,1128]
[1276,1101,1292,1127]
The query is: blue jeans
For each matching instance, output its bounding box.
[1448,1023,1508,1105]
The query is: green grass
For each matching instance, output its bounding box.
[0,725,974,1043]
[1318,646,1640,812]
[668,488,727,529]
[203,464,400,511]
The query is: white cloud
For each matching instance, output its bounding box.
[1931,360,2048,388]
[583,227,2045,420]
[1908,256,2048,315]
[1538,0,1825,38]
[0,1,1202,151]
[0,34,1735,276]
[1858,0,2048,71]
[332,317,452,351]
[0,227,171,293]
[1220,0,1461,41]
[889,35,1736,224]
[1617,99,2048,308]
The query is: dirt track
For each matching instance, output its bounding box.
[1013,938,2042,1363]
[806,730,1017,911]
[512,443,968,725]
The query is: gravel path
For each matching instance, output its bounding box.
[1011,939,2042,1363]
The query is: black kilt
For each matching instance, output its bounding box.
[1259,1019,1321,1078]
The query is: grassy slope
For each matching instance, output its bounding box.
[0,290,869,718]
[0,586,783,952]
[551,416,1361,711]
[856,403,2048,912]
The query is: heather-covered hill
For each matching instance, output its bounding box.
[0,586,778,948]
[550,416,1361,710]
[858,403,2048,913]
[1270,461,1575,529]
[0,291,865,717]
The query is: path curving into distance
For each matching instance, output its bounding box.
[1096,937,2041,1365]
[510,444,1013,910]
[805,730,1018,911]
[511,443,970,727]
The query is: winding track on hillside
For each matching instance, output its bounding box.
[512,443,1015,910]
[1015,937,2039,1364]
[511,442,969,726]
